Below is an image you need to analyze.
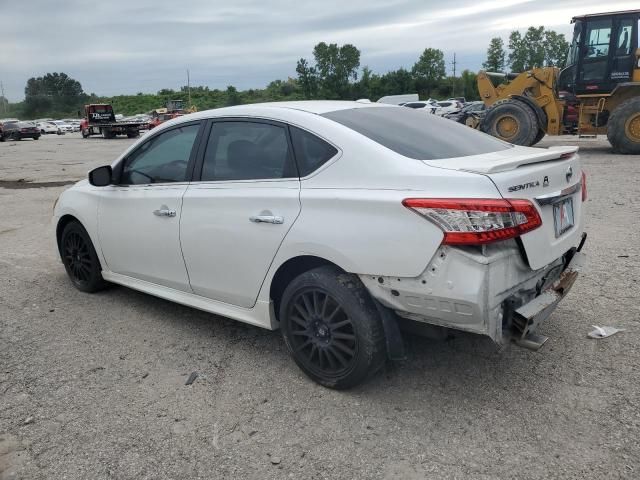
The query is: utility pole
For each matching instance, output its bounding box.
[0,81,5,115]
[451,53,457,97]
[186,69,191,108]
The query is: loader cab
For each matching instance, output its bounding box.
[559,10,640,95]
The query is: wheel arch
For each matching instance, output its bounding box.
[56,214,82,257]
[268,255,344,322]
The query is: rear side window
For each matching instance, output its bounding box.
[201,121,296,181]
[322,107,511,160]
[290,127,338,176]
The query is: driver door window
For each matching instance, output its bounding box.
[121,124,199,185]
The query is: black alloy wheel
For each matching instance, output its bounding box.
[60,222,107,293]
[287,288,358,378]
[280,266,386,389]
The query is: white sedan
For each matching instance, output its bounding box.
[51,120,74,133]
[53,101,586,389]
[36,122,59,134]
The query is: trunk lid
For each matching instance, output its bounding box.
[423,145,584,270]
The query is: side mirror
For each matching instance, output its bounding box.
[88,165,113,187]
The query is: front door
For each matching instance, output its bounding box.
[578,18,614,93]
[97,122,202,291]
[180,119,301,308]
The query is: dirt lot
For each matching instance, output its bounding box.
[1,133,639,479]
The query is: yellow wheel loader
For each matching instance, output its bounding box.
[478,9,640,154]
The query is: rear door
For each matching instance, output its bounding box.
[180,119,301,308]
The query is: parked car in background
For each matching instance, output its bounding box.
[444,101,486,124]
[0,121,41,141]
[62,120,82,132]
[54,101,586,389]
[37,121,59,134]
[51,120,74,133]
[401,100,438,113]
[432,100,463,116]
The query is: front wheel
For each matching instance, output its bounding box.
[607,97,640,154]
[481,98,539,146]
[280,266,386,389]
[59,221,107,293]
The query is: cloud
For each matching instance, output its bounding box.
[0,0,635,101]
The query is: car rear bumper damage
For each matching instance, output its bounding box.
[360,233,586,349]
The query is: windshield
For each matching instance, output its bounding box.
[322,107,511,160]
[566,20,583,67]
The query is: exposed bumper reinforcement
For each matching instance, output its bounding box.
[513,250,586,350]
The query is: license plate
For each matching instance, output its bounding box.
[553,197,574,237]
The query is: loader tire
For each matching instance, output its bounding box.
[607,97,640,154]
[481,98,539,146]
[530,128,546,146]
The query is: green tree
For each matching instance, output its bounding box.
[543,30,569,67]
[482,37,506,72]
[379,68,415,96]
[311,42,361,99]
[459,70,479,100]
[24,72,85,117]
[412,48,446,96]
[508,26,567,71]
[295,58,319,99]
[225,85,241,106]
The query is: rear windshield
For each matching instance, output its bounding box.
[322,107,511,160]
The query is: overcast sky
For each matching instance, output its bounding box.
[1,0,638,101]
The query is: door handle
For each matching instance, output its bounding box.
[249,215,284,224]
[153,208,176,217]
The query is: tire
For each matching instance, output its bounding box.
[481,98,539,146]
[280,265,386,389]
[530,128,546,146]
[607,97,640,154]
[41,129,45,134]
[59,221,107,293]
[13,133,21,141]
[33,135,40,140]
[126,131,140,138]
[0,135,5,142]
[102,128,113,139]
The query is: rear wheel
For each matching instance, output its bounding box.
[481,98,539,146]
[126,131,140,138]
[607,97,640,154]
[280,266,386,389]
[59,221,107,293]
[101,128,114,139]
[34,135,40,140]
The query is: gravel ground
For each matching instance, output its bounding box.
[1,133,639,479]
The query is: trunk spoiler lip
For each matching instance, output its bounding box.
[421,145,580,174]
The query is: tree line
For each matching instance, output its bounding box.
[3,26,569,119]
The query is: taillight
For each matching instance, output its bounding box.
[581,171,587,202]
[402,198,542,245]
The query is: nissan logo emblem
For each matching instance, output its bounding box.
[566,166,573,183]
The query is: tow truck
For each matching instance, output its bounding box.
[80,104,146,139]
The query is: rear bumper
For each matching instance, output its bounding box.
[359,234,586,346]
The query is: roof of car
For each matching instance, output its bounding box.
[189,100,393,119]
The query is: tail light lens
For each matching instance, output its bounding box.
[581,171,587,202]
[403,198,542,245]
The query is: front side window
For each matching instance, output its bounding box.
[201,121,295,181]
[290,126,338,176]
[121,123,199,185]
